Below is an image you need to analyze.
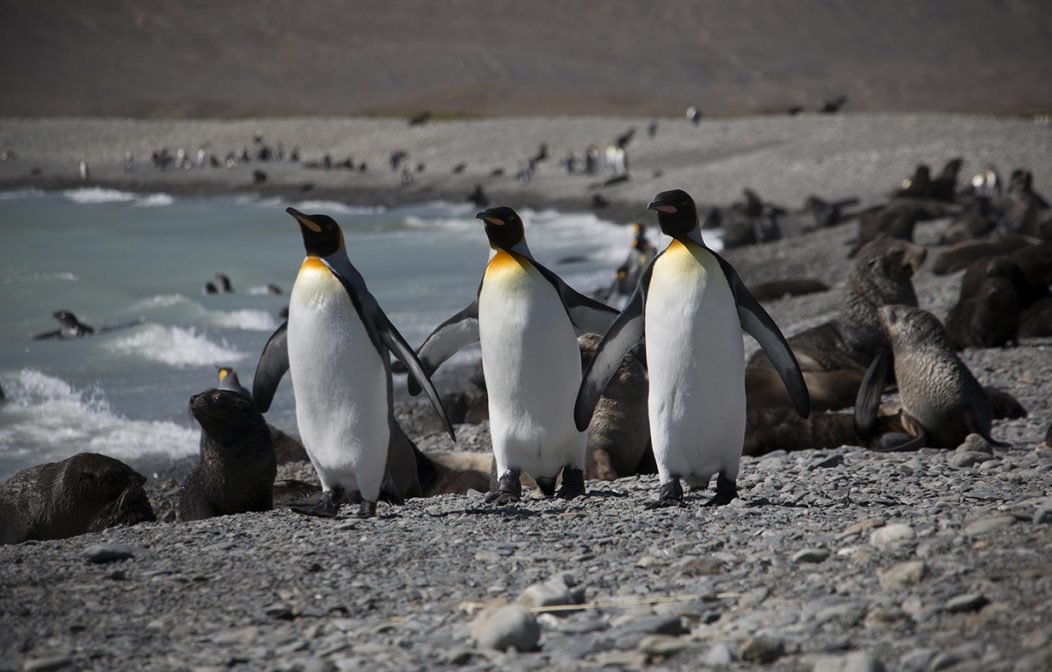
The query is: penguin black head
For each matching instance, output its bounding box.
[647,189,699,239]
[287,207,344,257]
[477,206,525,251]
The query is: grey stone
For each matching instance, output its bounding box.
[945,593,989,613]
[869,523,915,550]
[739,635,785,663]
[517,573,584,611]
[637,634,687,658]
[704,642,735,665]
[811,454,845,469]
[812,652,886,672]
[950,451,992,468]
[470,604,540,652]
[877,560,925,589]
[1032,498,1052,524]
[792,547,830,564]
[898,648,936,672]
[84,544,142,564]
[963,515,1016,536]
[957,433,994,455]
[22,656,74,672]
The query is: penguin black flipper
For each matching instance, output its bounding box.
[854,349,890,437]
[574,281,648,431]
[321,259,456,442]
[407,300,480,396]
[533,261,619,335]
[712,251,810,418]
[252,321,289,413]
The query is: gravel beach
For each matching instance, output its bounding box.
[2,114,1052,671]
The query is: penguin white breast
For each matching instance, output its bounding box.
[645,241,746,477]
[287,257,389,493]
[478,251,583,475]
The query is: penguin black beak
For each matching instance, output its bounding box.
[476,211,503,226]
[287,207,322,233]
[647,200,678,214]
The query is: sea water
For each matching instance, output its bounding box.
[0,188,720,480]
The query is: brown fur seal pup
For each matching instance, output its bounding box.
[929,158,964,202]
[848,201,956,257]
[178,388,277,521]
[945,258,1022,349]
[1019,296,1052,338]
[894,164,931,198]
[1,453,155,544]
[578,333,650,480]
[748,278,830,302]
[749,239,927,373]
[747,368,865,413]
[931,237,1033,275]
[855,305,1006,450]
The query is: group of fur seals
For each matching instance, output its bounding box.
[0,453,155,544]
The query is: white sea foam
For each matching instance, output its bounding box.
[134,193,175,207]
[62,188,137,204]
[208,309,278,332]
[128,293,195,311]
[0,369,197,471]
[108,324,244,367]
[293,200,386,215]
[0,188,42,201]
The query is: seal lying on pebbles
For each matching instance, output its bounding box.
[1,453,155,544]
[178,388,277,521]
[855,305,1006,450]
[749,239,927,373]
[945,258,1023,349]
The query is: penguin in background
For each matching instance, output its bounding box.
[409,206,619,503]
[576,189,809,508]
[217,366,251,398]
[252,208,455,518]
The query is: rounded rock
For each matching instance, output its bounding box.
[470,603,541,652]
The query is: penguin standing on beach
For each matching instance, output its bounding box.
[252,208,454,518]
[576,189,809,508]
[410,207,618,503]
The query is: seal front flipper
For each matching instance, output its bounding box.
[712,251,810,418]
[854,348,890,437]
[533,262,619,335]
[252,321,289,413]
[574,285,646,431]
[407,300,480,396]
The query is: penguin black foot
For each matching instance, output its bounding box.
[535,476,557,498]
[484,469,522,505]
[645,480,684,509]
[290,487,342,518]
[556,466,585,500]
[356,500,377,518]
[704,474,738,507]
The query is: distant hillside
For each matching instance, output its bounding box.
[2,0,1051,118]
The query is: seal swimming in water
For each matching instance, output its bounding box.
[855,305,1006,450]
[1,453,155,544]
[33,310,94,340]
[178,388,277,521]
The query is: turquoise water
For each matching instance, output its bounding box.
[0,188,663,479]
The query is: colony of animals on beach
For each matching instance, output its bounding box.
[1,140,1051,542]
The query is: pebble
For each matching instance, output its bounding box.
[950,451,992,468]
[637,635,687,658]
[957,433,994,455]
[877,560,925,589]
[84,544,142,564]
[792,548,830,564]
[739,635,785,663]
[704,642,735,665]
[470,604,540,652]
[898,648,936,672]
[963,515,1016,536]
[22,656,74,672]
[517,573,583,611]
[869,523,915,550]
[812,652,886,672]
[944,592,989,613]
[1032,498,1052,524]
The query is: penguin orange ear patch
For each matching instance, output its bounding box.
[483,217,504,226]
[655,205,678,214]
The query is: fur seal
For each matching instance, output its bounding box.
[855,305,1005,450]
[749,239,927,373]
[1019,296,1052,338]
[1,453,155,544]
[848,201,956,257]
[945,258,1023,349]
[931,237,1033,275]
[178,388,277,521]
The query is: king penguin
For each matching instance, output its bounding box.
[408,206,618,503]
[217,367,251,398]
[576,189,809,508]
[252,208,454,518]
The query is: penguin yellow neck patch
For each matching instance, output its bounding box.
[486,250,527,276]
[300,257,329,273]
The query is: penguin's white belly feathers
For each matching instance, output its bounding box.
[645,240,746,483]
[478,251,585,478]
[287,257,389,499]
